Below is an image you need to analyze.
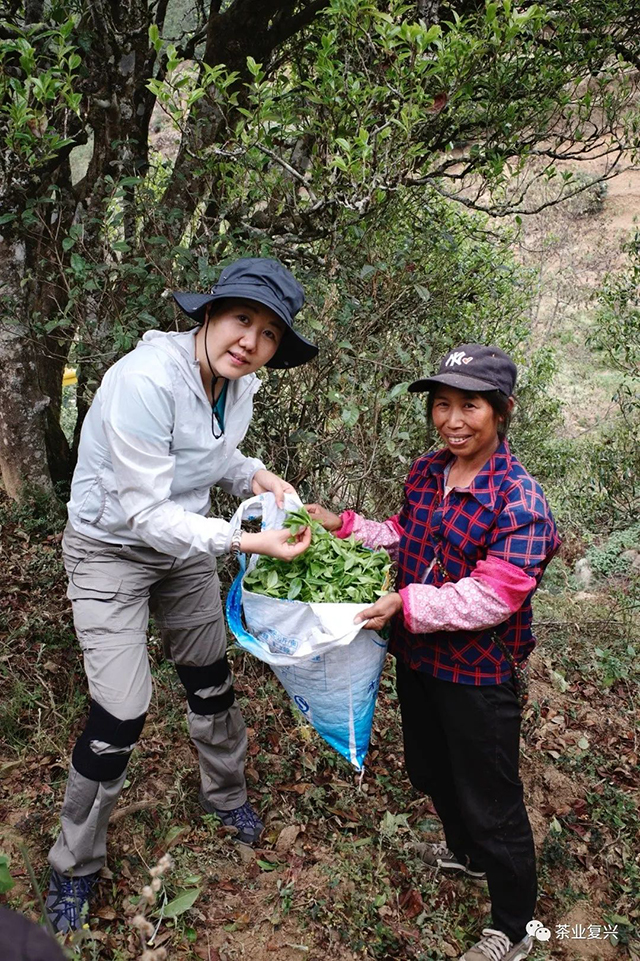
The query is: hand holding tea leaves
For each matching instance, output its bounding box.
[240,523,311,560]
[243,506,392,604]
[306,502,343,532]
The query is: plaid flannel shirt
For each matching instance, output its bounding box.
[389,440,560,684]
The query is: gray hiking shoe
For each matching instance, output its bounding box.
[415,840,487,880]
[199,791,264,845]
[45,868,99,933]
[459,929,533,961]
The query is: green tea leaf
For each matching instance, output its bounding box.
[161,887,200,918]
[243,509,392,604]
[0,855,15,894]
[288,577,302,600]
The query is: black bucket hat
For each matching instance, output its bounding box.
[173,257,318,369]
[408,343,517,397]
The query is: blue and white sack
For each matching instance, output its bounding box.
[225,493,387,770]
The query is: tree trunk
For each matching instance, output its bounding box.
[0,195,76,498]
[0,241,55,499]
[160,0,330,243]
[66,0,162,447]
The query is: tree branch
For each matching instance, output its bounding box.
[255,143,318,203]
[266,0,331,51]
[417,154,625,217]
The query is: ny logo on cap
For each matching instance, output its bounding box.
[445,351,474,367]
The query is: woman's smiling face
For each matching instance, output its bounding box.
[431,385,503,464]
[202,299,286,378]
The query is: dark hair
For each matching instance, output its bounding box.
[203,298,230,322]
[204,298,287,333]
[427,388,513,439]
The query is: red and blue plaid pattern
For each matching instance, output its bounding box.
[390,441,560,684]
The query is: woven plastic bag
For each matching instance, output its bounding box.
[225,493,387,770]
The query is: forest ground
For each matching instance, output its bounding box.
[0,157,639,960]
[0,505,637,961]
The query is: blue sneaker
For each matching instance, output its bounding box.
[199,792,264,845]
[45,869,99,933]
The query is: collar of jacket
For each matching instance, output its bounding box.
[138,328,262,408]
[424,439,513,511]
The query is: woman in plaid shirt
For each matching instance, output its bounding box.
[308,344,560,961]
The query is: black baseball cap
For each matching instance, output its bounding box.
[408,343,517,396]
[173,257,318,369]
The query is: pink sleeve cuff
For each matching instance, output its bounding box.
[397,557,536,635]
[334,512,401,560]
[389,514,403,536]
[398,579,513,634]
[335,510,356,539]
[471,555,536,609]
[398,586,415,631]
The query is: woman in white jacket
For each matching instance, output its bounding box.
[46,258,317,933]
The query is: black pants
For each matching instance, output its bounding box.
[396,660,536,944]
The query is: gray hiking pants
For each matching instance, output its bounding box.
[48,525,247,877]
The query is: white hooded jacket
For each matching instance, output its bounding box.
[67,329,266,558]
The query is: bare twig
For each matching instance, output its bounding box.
[111,798,160,823]
[18,843,55,939]
[255,143,318,203]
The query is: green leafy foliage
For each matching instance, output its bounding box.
[0,854,15,894]
[0,19,81,170]
[243,507,392,603]
[574,232,640,528]
[584,523,640,580]
[234,191,560,517]
[2,0,639,498]
[590,230,640,381]
[161,886,201,919]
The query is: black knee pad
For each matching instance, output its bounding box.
[175,657,235,715]
[72,700,147,782]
